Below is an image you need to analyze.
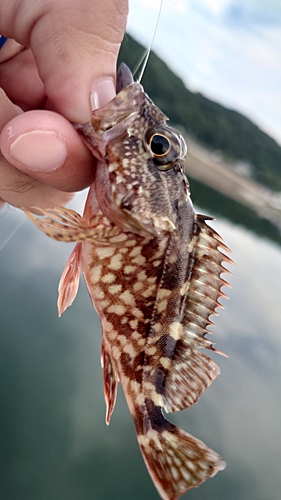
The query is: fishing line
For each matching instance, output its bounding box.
[0,35,25,252]
[0,217,27,252]
[135,0,164,83]
[170,0,180,13]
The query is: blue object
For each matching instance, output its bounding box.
[0,36,8,49]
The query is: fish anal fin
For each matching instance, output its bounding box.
[101,340,119,425]
[58,243,81,316]
[138,423,225,500]
[163,338,220,413]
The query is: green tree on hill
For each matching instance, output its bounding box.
[119,34,281,191]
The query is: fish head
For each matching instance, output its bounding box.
[75,65,190,237]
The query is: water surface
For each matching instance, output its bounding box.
[0,191,280,500]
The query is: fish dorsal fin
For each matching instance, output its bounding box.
[163,215,233,413]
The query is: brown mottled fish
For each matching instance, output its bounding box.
[26,64,232,500]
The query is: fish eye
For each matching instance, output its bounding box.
[149,134,171,157]
[145,126,186,171]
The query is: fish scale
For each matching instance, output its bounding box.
[25,63,232,500]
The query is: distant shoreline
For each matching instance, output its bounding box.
[185,138,281,230]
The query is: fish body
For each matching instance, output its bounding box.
[26,64,231,500]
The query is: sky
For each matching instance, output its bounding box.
[127,0,281,145]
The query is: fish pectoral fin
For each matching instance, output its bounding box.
[58,243,82,316]
[137,419,225,500]
[24,206,115,242]
[101,340,119,425]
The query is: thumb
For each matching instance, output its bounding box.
[2,0,128,122]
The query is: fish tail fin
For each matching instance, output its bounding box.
[137,422,225,500]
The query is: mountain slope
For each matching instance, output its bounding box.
[119,34,281,191]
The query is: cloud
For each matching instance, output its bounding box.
[127,0,281,143]
[195,0,281,26]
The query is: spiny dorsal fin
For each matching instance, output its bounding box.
[163,215,233,413]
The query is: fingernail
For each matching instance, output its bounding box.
[90,78,116,110]
[9,130,68,172]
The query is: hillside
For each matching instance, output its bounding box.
[119,34,281,191]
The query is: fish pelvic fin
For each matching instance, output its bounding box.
[101,340,119,425]
[58,243,81,316]
[137,421,225,500]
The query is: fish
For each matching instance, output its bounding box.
[25,63,232,500]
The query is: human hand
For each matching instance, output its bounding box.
[0,0,128,211]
